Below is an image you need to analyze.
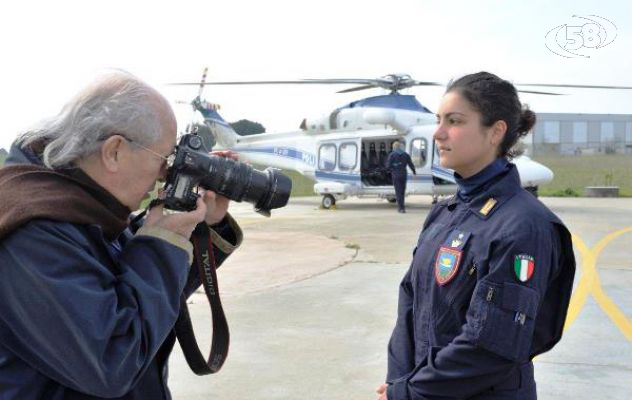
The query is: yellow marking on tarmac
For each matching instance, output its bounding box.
[565,228,632,341]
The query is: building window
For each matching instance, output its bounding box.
[601,122,614,142]
[543,121,560,143]
[338,142,357,171]
[572,122,588,143]
[410,138,428,168]
[318,144,337,171]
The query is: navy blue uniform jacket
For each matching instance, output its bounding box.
[0,144,242,399]
[387,150,416,177]
[386,163,575,399]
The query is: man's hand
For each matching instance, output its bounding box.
[145,196,207,238]
[376,383,388,400]
[203,150,239,225]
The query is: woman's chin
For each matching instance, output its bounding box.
[439,160,454,170]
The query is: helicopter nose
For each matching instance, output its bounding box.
[539,163,554,183]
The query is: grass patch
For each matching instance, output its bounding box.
[533,154,632,197]
[0,152,7,167]
[251,164,315,197]
[283,169,316,197]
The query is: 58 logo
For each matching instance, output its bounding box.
[545,15,617,58]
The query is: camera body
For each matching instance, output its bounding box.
[162,134,292,216]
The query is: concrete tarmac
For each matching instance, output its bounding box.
[169,196,632,400]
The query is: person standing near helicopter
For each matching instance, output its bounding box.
[386,140,416,213]
[377,72,576,399]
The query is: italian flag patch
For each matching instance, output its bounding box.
[514,254,535,282]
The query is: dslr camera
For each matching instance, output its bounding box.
[162,133,292,216]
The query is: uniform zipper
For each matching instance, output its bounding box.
[486,286,495,302]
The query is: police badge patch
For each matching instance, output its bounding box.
[435,246,462,286]
[514,254,535,282]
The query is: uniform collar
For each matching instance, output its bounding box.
[447,162,522,219]
[454,157,511,202]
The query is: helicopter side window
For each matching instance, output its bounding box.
[338,142,358,171]
[410,138,428,168]
[318,144,337,171]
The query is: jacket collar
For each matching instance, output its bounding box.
[447,162,522,219]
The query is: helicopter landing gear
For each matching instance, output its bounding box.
[386,196,397,204]
[321,194,336,209]
[526,186,539,198]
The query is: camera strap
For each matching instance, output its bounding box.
[174,222,229,375]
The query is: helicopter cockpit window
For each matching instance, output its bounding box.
[319,144,337,171]
[410,138,428,168]
[338,142,357,171]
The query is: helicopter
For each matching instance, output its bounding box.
[171,71,631,209]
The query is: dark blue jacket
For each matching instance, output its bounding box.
[0,144,242,399]
[387,150,416,177]
[386,163,575,399]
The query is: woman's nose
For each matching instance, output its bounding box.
[433,124,446,141]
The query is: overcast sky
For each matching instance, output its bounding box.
[0,0,630,150]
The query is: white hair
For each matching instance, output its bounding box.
[17,71,172,168]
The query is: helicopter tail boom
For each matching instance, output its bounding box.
[192,97,239,148]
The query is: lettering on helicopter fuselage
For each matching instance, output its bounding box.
[272,146,316,167]
[301,152,316,167]
[274,147,289,157]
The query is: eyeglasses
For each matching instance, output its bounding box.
[118,135,175,167]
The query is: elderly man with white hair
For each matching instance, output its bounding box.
[0,71,241,399]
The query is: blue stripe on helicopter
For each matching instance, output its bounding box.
[315,171,433,182]
[431,165,455,181]
[235,147,317,166]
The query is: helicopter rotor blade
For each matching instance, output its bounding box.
[518,90,564,95]
[337,84,380,93]
[515,83,632,90]
[170,80,359,86]
[198,67,208,98]
[412,81,443,87]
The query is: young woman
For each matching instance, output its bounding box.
[378,72,576,400]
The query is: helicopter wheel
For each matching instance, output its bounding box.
[387,197,397,204]
[321,194,336,209]
[525,186,539,198]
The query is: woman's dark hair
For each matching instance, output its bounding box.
[446,71,536,158]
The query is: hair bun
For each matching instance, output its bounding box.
[518,107,536,136]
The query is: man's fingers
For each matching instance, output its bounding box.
[376,384,387,394]
[204,190,217,203]
[187,196,207,222]
[145,203,164,225]
[211,150,239,161]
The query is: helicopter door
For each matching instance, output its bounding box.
[361,138,397,187]
[407,137,432,193]
[338,140,360,175]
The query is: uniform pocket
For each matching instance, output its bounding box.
[434,261,478,335]
[469,281,540,361]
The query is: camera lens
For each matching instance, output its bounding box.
[201,155,292,214]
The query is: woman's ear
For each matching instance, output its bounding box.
[100,135,125,172]
[490,120,508,147]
